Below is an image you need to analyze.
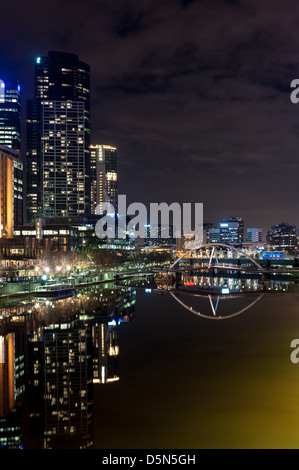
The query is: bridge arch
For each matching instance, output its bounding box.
[169,242,265,272]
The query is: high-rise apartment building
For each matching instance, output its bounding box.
[0,79,21,151]
[90,145,118,215]
[26,51,90,222]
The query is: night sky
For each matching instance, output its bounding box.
[1,0,299,234]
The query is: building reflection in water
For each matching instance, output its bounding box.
[0,287,136,449]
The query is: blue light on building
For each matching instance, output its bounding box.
[263,252,284,259]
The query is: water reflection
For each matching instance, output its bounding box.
[1,272,299,449]
[0,286,136,449]
[122,270,299,321]
[169,291,265,320]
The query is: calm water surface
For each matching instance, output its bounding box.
[1,278,299,449]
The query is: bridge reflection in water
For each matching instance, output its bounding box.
[149,262,298,320]
[147,243,299,320]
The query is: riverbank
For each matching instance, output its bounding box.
[0,270,155,302]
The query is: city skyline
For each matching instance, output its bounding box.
[0,0,298,234]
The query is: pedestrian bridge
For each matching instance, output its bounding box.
[169,243,267,272]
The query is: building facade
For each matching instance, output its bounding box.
[41,101,86,217]
[26,51,90,222]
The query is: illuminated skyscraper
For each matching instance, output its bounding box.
[26,51,91,222]
[0,79,21,151]
[0,145,24,237]
[90,145,118,215]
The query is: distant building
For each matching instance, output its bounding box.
[219,220,239,244]
[176,232,197,254]
[0,79,21,151]
[206,227,220,244]
[205,217,244,245]
[144,224,176,247]
[246,228,262,243]
[203,223,214,243]
[90,145,118,215]
[230,216,244,243]
[267,223,297,253]
[0,146,24,238]
[219,217,244,244]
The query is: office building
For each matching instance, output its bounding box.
[219,220,239,244]
[0,146,24,237]
[0,79,21,151]
[219,217,244,244]
[26,51,90,222]
[90,145,118,215]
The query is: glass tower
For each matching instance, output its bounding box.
[26,51,90,222]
